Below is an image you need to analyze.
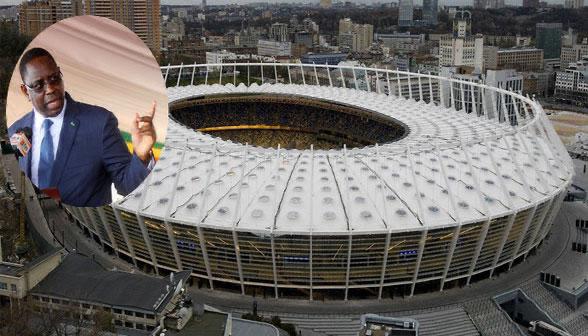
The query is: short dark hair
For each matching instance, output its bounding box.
[19,47,57,81]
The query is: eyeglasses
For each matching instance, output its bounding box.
[23,69,63,93]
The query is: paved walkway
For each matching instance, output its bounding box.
[40,199,136,273]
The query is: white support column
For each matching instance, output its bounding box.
[386,67,391,96]
[163,150,187,271]
[205,65,209,85]
[339,67,346,88]
[164,64,170,83]
[450,80,456,109]
[314,63,319,85]
[353,66,358,90]
[459,82,466,112]
[309,145,315,300]
[219,64,223,84]
[410,229,427,296]
[436,145,463,291]
[112,206,138,267]
[396,70,402,98]
[378,229,392,299]
[459,141,491,284]
[470,84,478,117]
[135,214,160,275]
[234,64,237,85]
[247,64,250,86]
[537,192,566,244]
[417,71,423,102]
[274,63,278,83]
[407,73,413,100]
[260,64,264,84]
[344,232,352,301]
[231,144,249,295]
[375,70,380,94]
[327,66,333,87]
[300,63,306,85]
[509,204,537,269]
[428,73,434,104]
[526,198,554,256]
[191,62,196,86]
[439,77,446,108]
[97,207,119,255]
[195,143,218,289]
[489,213,516,277]
[176,63,183,87]
[466,218,492,285]
[271,234,278,299]
[287,65,292,84]
[364,68,370,92]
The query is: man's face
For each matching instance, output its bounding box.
[20,56,65,118]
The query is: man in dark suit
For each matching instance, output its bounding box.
[8,47,157,207]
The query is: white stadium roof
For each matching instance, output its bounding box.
[115,83,572,234]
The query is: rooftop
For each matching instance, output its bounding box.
[115,82,571,234]
[31,253,190,313]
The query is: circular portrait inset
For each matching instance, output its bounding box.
[5,15,168,207]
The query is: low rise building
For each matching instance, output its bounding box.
[0,248,64,301]
[257,40,291,58]
[555,56,588,107]
[375,33,425,54]
[301,52,348,65]
[30,253,192,333]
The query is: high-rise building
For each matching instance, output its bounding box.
[201,0,207,10]
[422,0,438,26]
[270,23,289,42]
[398,0,414,27]
[18,0,83,36]
[439,11,484,72]
[522,0,539,7]
[564,0,584,8]
[84,0,161,59]
[338,18,373,52]
[536,23,563,60]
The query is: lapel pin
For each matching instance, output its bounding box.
[70,121,76,127]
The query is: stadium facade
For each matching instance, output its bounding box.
[65,63,573,300]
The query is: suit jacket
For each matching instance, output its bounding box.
[8,93,149,207]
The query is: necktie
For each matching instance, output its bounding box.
[38,119,54,189]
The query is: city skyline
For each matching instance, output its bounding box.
[0,0,571,7]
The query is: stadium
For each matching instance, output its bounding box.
[64,63,573,301]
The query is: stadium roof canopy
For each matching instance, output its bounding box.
[115,83,571,234]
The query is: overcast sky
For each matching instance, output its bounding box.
[0,0,568,7]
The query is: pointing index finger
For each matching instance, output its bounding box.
[150,100,157,118]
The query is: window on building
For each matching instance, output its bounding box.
[10,284,16,292]
[114,320,123,326]
[82,303,91,309]
[124,322,133,328]
[0,282,7,290]
[146,313,155,320]
[136,324,145,330]
[114,308,122,314]
[124,310,133,316]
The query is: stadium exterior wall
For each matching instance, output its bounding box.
[65,189,566,300]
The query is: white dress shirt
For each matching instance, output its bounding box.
[31,99,66,187]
